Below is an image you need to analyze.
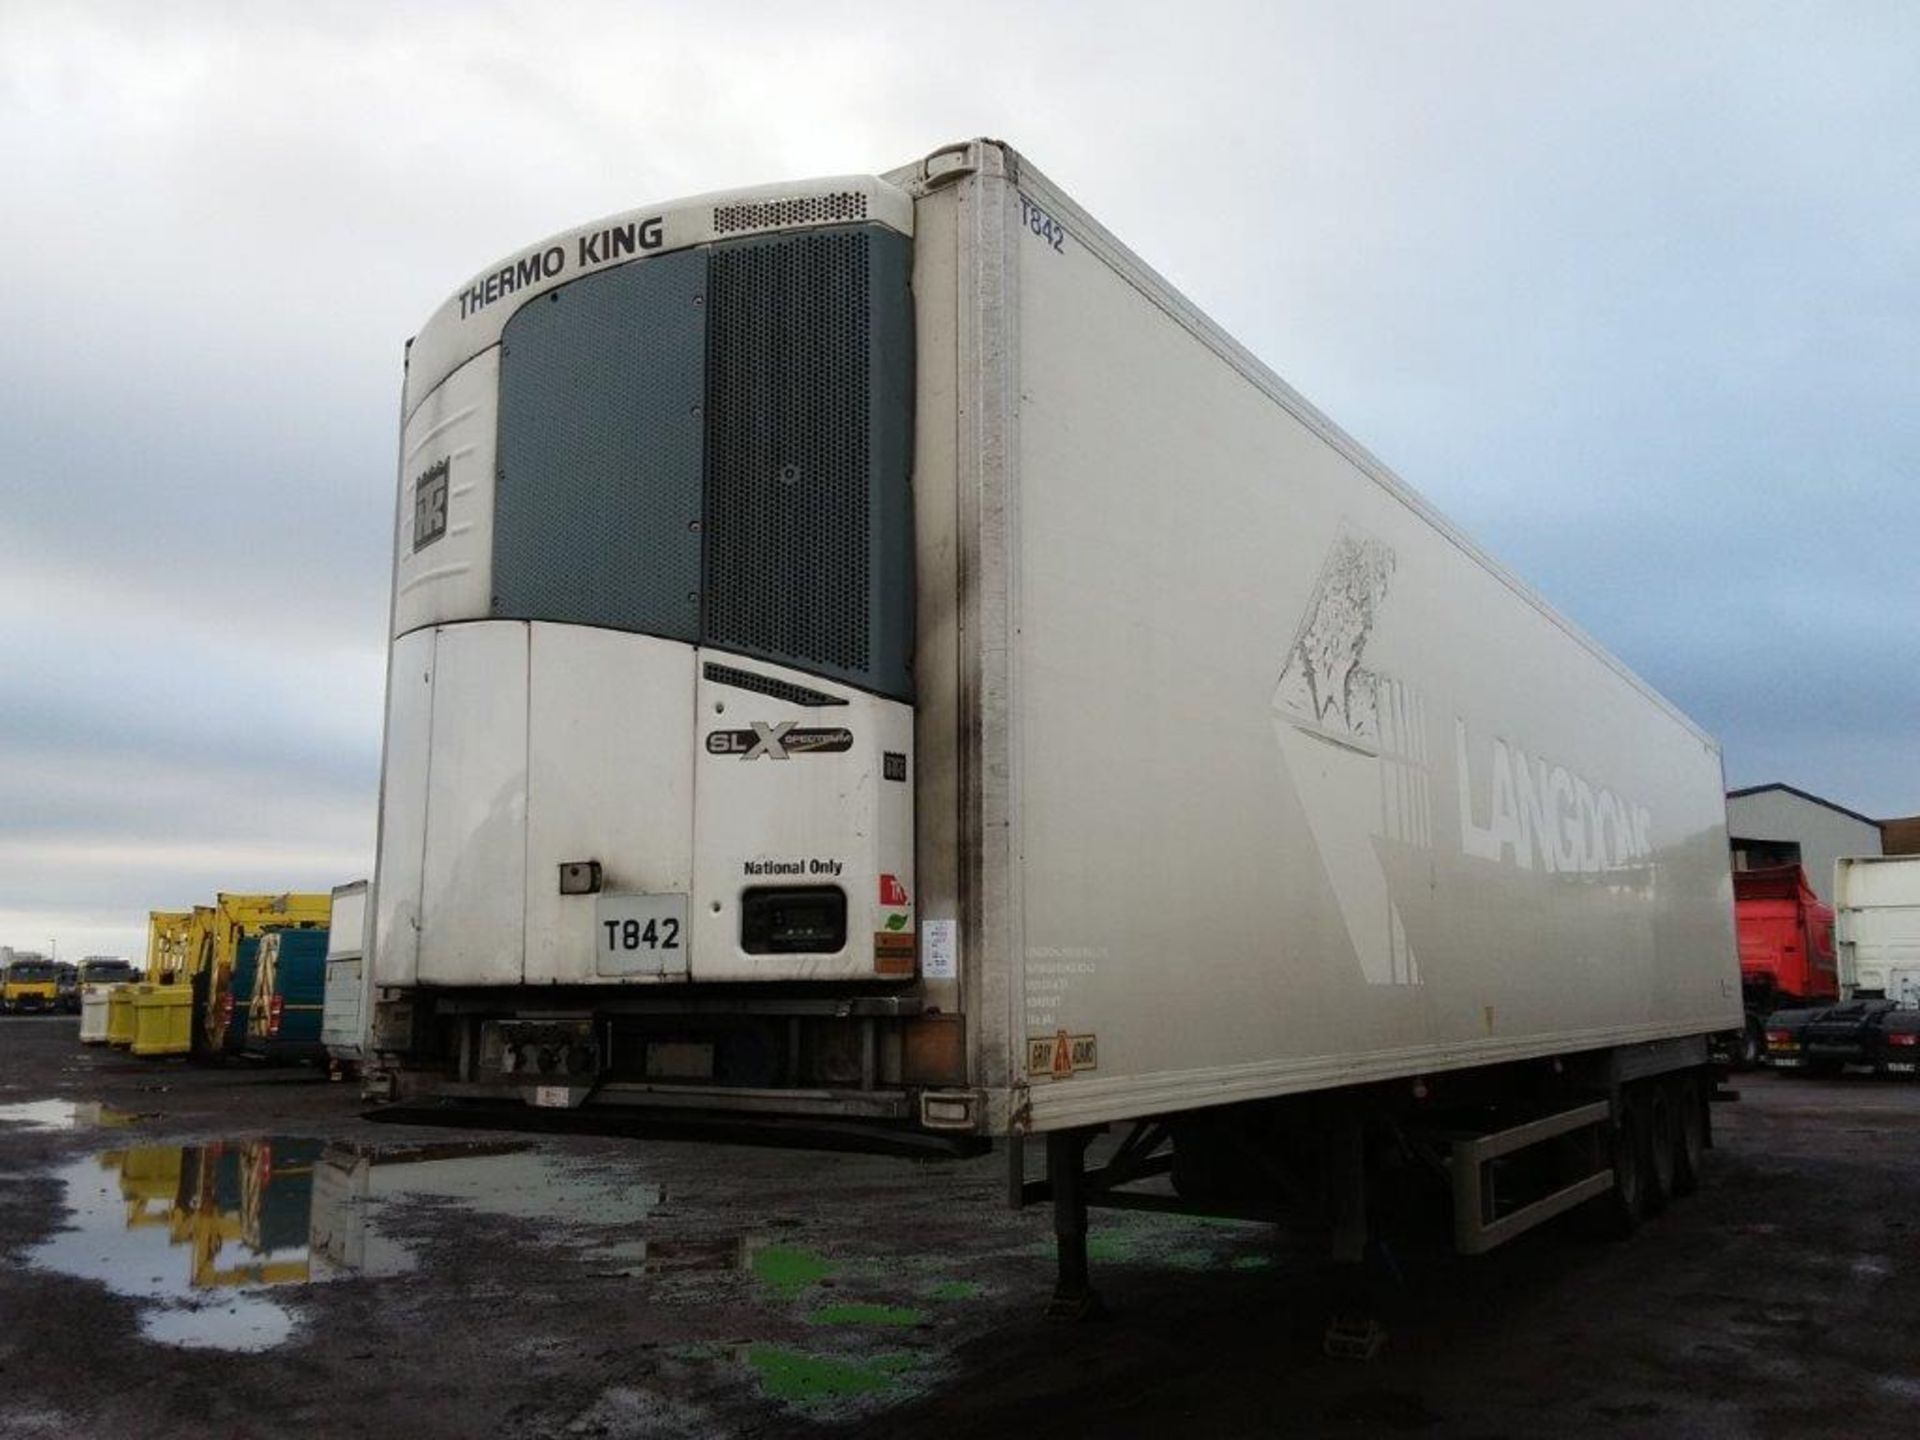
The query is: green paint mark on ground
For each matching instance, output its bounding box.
[751,1245,832,1296]
[926,1280,983,1302]
[1229,1253,1273,1271]
[746,1346,914,1403]
[1085,1234,1137,1263]
[808,1303,926,1327]
[1164,1247,1216,1270]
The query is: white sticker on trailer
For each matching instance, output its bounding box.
[594,893,690,976]
[922,919,958,979]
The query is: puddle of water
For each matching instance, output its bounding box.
[0,1099,141,1131]
[27,1142,318,1352]
[310,1138,663,1275]
[743,1345,917,1404]
[142,1294,299,1351]
[28,1136,666,1352]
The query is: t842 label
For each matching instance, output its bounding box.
[594,893,689,977]
[1017,192,1068,254]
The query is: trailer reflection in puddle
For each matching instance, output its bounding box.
[28,1137,668,1351]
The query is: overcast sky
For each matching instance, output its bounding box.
[2,1,1914,961]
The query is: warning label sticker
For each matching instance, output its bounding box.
[1027,1031,1098,1079]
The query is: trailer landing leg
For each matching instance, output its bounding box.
[1322,1116,1387,1360]
[1045,1128,1106,1321]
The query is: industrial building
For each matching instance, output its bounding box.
[1879,815,1920,856]
[1727,783,1884,905]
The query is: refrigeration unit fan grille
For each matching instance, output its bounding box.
[703,229,872,678]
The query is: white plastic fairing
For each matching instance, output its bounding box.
[524,626,695,984]
[394,350,498,637]
[370,625,914,989]
[418,624,528,985]
[375,630,434,987]
[691,654,915,981]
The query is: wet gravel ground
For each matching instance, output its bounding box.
[1,1015,1916,1438]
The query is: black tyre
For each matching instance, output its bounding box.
[1671,1076,1706,1196]
[1642,1083,1677,1215]
[1589,1101,1646,1239]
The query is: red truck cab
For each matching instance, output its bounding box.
[1737,864,1839,1005]
[1735,864,1838,1066]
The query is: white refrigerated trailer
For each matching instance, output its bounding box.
[1834,856,1920,1006]
[369,138,1740,1307]
[321,880,371,1071]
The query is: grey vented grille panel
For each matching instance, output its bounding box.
[488,222,912,702]
[703,662,848,708]
[703,227,913,699]
[705,231,871,677]
[493,249,705,639]
[706,225,913,698]
[713,192,867,234]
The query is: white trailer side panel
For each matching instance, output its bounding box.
[323,880,370,1060]
[328,883,369,957]
[961,150,1737,1131]
[418,622,528,986]
[524,626,695,985]
[322,958,364,1057]
[374,632,435,988]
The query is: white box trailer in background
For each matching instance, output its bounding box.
[321,881,370,1071]
[1834,856,1920,1006]
[369,139,1739,1310]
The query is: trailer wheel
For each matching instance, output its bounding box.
[1588,1102,1646,1239]
[1642,1083,1677,1215]
[1671,1076,1706,1197]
